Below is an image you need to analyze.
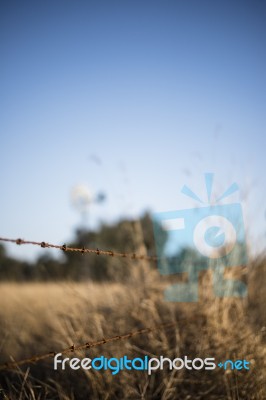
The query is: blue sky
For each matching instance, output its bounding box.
[0,0,265,261]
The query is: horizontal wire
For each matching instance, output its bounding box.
[0,321,176,371]
[0,236,159,261]
[2,236,247,268]
[0,321,260,372]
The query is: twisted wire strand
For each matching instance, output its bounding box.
[0,321,176,371]
[0,236,159,261]
[0,322,259,372]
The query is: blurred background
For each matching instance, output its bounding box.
[1,0,265,264]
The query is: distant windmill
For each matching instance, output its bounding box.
[70,184,106,227]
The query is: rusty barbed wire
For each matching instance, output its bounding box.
[0,237,159,261]
[0,321,176,371]
[0,321,261,372]
[2,236,245,267]
[0,236,253,373]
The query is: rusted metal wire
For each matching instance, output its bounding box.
[0,321,176,371]
[0,236,159,261]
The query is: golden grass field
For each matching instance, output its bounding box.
[0,258,265,400]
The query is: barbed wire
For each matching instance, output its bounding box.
[1,236,248,268]
[0,236,159,262]
[0,235,254,373]
[0,321,262,372]
[0,321,176,371]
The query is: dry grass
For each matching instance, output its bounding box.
[0,261,265,399]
